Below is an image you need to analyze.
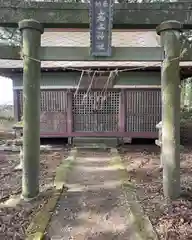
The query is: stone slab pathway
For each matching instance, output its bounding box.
[46,149,136,240]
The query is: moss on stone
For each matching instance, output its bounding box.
[25,148,77,240]
[110,148,159,240]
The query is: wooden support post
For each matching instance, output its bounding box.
[13,90,19,122]
[19,19,44,199]
[180,81,185,109]
[119,90,125,133]
[67,91,73,145]
[156,21,182,200]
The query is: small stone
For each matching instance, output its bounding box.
[14,163,22,170]
[12,145,20,152]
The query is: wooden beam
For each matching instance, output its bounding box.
[1,1,192,29]
[1,44,192,62]
[0,46,163,61]
[0,46,21,59]
[40,47,163,61]
[2,45,192,61]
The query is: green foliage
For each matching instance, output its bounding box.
[181,108,192,119]
[0,27,21,46]
[13,116,23,128]
[181,108,192,126]
[13,120,23,128]
[181,77,192,110]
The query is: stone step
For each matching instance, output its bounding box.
[74,143,107,149]
[73,137,118,148]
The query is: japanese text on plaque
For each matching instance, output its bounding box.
[90,0,113,56]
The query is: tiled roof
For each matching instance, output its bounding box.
[0,29,191,69]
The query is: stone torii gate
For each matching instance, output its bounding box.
[0,1,189,201]
[16,18,182,202]
[157,21,181,200]
[18,20,43,200]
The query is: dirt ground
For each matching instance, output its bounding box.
[0,148,69,239]
[1,114,192,240]
[120,144,192,240]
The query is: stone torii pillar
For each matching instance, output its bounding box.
[156,21,182,200]
[19,19,44,200]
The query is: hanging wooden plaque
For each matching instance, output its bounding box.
[89,0,114,57]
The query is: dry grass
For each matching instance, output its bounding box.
[120,144,192,240]
[0,148,69,239]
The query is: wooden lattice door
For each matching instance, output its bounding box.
[72,90,120,132]
[18,90,68,134]
[125,89,161,133]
